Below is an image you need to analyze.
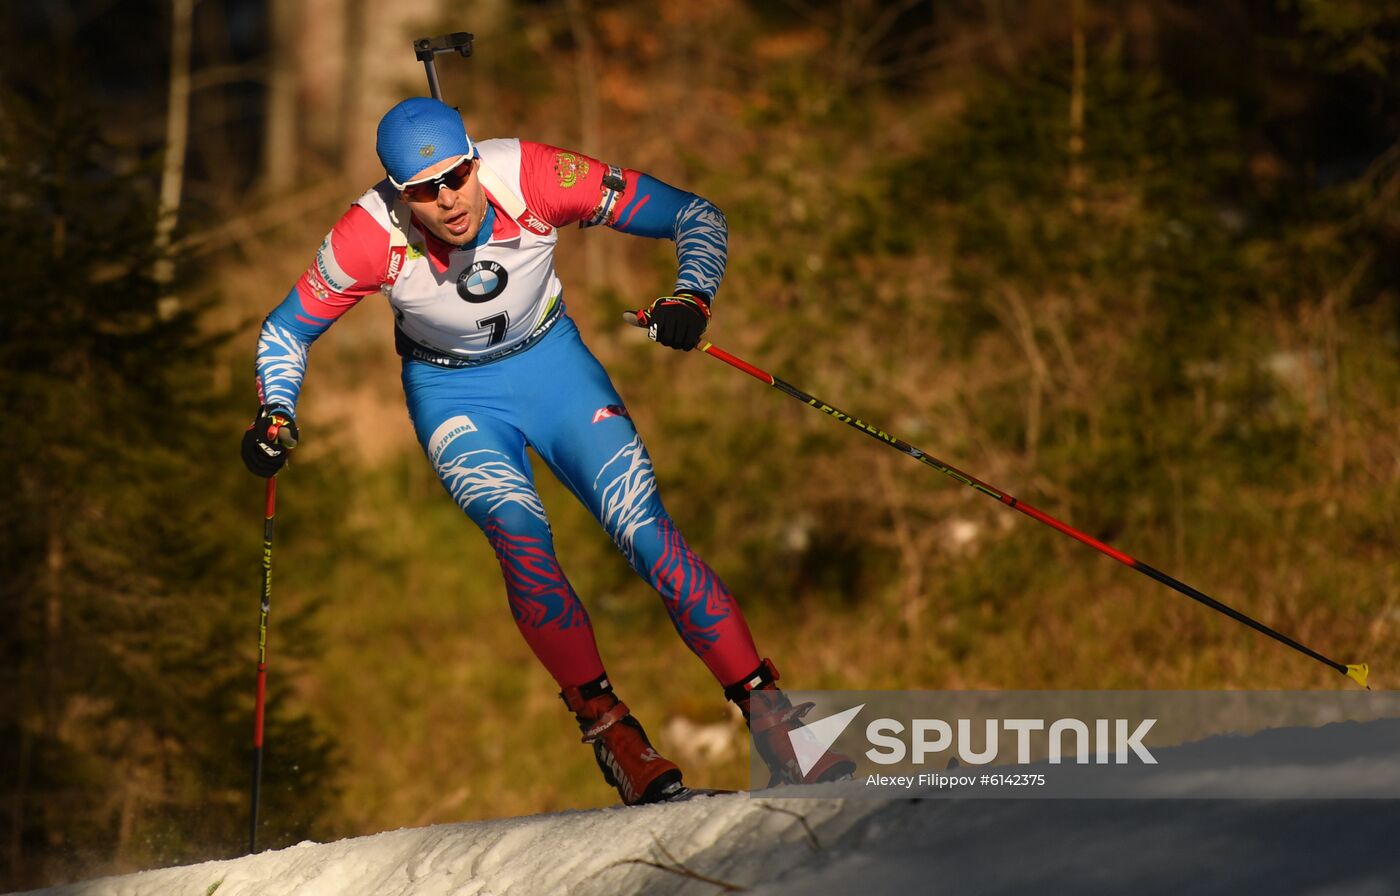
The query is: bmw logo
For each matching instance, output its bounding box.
[457,260,509,303]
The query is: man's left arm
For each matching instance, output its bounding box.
[519,142,728,348]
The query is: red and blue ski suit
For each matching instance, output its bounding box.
[254,138,761,689]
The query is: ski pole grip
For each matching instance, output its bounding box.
[266,421,299,449]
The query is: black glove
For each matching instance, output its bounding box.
[643,293,711,350]
[241,405,299,478]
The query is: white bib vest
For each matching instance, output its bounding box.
[355,138,564,364]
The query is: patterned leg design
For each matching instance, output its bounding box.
[589,435,760,685]
[480,514,607,686]
[430,430,607,687]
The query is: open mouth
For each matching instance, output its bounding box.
[444,211,472,236]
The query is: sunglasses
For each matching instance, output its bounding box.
[399,156,476,202]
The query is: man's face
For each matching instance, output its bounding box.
[401,155,487,247]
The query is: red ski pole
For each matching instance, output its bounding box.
[249,423,295,854]
[625,309,1369,689]
[249,474,275,854]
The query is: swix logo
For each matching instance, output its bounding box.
[592,404,630,424]
[520,211,551,235]
[386,246,406,283]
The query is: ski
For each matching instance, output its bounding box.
[626,785,737,807]
[660,787,736,802]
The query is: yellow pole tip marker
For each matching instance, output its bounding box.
[1345,663,1370,690]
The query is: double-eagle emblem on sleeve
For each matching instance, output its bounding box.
[554,151,589,189]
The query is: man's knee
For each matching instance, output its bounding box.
[481,503,555,548]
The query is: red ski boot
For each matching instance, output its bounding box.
[726,659,857,787]
[561,674,685,805]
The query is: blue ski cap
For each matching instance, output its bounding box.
[376,97,477,189]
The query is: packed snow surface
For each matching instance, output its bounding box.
[15,719,1399,896]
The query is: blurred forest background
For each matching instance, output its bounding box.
[2,0,1397,889]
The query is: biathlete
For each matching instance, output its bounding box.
[241,97,853,803]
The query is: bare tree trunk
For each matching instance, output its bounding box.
[300,0,358,168]
[1068,0,1087,216]
[29,522,66,888]
[467,0,507,129]
[345,2,451,181]
[565,0,602,158]
[983,0,1018,68]
[9,728,30,885]
[114,775,139,867]
[563,0,612,296]
[263,0,301,195]
[337,0,367,175]
[155,0,193,296]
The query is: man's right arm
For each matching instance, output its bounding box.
[254,203,390,415]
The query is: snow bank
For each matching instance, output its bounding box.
[15,719,1400,896]
[13,794,880,896]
